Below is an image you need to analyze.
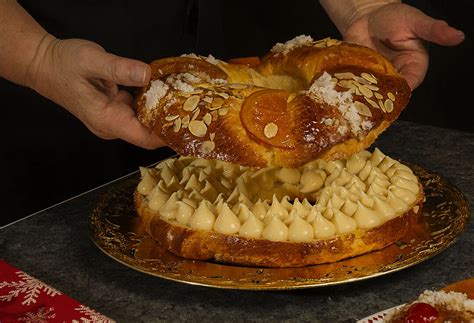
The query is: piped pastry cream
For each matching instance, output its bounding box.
[134,148,424,267]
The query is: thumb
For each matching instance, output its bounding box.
[408,8,465,46]
[86,48,151,86]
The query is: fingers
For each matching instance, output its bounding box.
[393,50,428,90]
[398,62,425,90]
[408,8,465,46]
[83,48,151,87]
[108,93,164,149]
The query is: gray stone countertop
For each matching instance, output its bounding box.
[1,120,473,322]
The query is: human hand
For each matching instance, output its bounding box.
[26,37,164,149]
[342,3,464,89]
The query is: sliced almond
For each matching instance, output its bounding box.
[191,107,201,121]
[387,92,396,101]
[354,101,372,117]
[384,99,394,113]
[335,72,355,80]
[217,92,229,99]
[365,97,379,109]
[183,95,200,111]
[202,96,213,104]
[165,114,179,121]
[314,42,327,48]
[209,132,216,141]
[211,97,224,109]
[203,113,212,125]
[353,75,370,85]
[365,84,379,91]
[188,120,207,137]
[338,80,355,89]
[326,39,340,47]
[201,140,215,153]
[374,92,384,100]
[173,118,181,133]
[361,72,377,84]
[218,107,228,116]
[229,84,247,89]
[378,99,386,113]
[210,110,218,121]
[163,121,173,129]
[358,85,373,98]
[181,115,190,126]
[264,122,278,138]
[187,89,204,95]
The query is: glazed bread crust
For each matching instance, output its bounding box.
[135,38,411,168]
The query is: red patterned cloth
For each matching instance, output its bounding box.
[0,259,115,323]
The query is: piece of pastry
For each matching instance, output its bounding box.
[134,148,424,267]
[385,278,474,322]
[135,36,411,168]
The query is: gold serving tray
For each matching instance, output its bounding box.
[89,163,470,290]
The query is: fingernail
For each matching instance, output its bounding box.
[131,66,146,83]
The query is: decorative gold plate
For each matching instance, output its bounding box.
[89,164,470,290]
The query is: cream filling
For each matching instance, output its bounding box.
[138,149,421,242]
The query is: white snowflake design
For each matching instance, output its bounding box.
[0,271,62,306]
[72,305,116,323]
[18,306,56,323]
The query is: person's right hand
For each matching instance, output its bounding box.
[27,36,164,149]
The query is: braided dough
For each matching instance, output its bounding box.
[135,36,411,168]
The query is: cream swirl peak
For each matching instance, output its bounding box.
[137,148,421,243]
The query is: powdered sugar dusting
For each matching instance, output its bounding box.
[144,79,169,110]
[271,35,314,55]
[166,73,202,93]
[308,72,374,136]
[418,290,474,313]
[180,53,200,59]
[205,54,219,65]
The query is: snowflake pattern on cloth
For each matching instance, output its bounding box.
[0,259,115,323]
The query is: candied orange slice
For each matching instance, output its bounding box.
[241,89,295,149]
[228,57,261,68]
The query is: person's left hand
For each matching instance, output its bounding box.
[342,3,464,89]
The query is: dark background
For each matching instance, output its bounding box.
[1,0,472,226]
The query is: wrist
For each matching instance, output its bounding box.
[320,0,400,35]
[23,33,57,91]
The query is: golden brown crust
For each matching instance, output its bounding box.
[135,39,411,168]
[134,187,424,267]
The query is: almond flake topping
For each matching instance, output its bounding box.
[165,114,179,121]
[173,118,182,133]
[384,99,394,113]
[354,101,372,117]
[188,120,207,137]
[335,72,355,80]
[361,73,377,84]
[203,113,212,125]
[201,140,215,153]
[264,122,278,139]
[183,95,200,111]
[358,84,373,98]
